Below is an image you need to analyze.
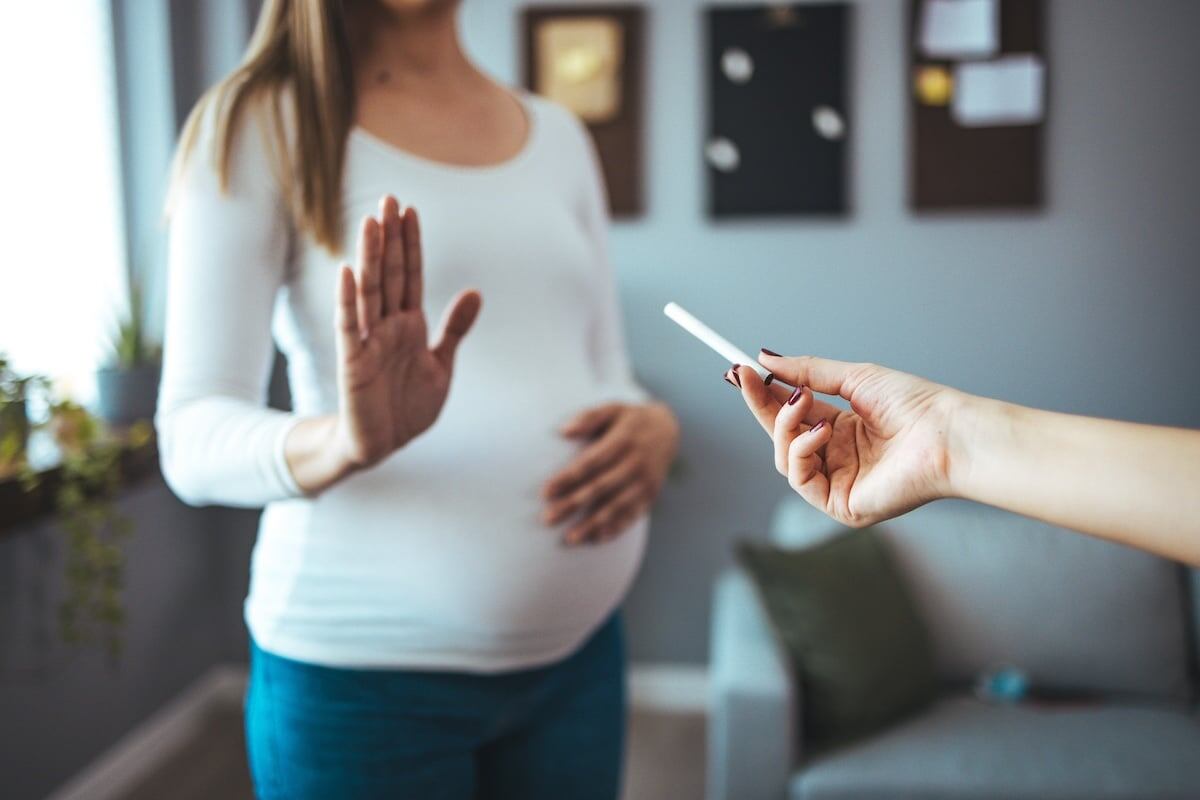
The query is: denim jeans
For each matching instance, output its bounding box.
[244,615,626,800]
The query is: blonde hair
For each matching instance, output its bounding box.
[169,0,355,252]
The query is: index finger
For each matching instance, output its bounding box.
[732,365,783,436]
[356,215,383,334]
[542,430,630,499]
[756,353,866,401]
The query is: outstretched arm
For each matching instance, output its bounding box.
[730,353,1200,566]
[949,393,1200,565]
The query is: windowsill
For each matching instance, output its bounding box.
[0,428,160,534]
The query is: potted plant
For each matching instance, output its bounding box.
[3,354,144,658]
[38,398,147,658]
[0,354,47,477]
[95,279,162,425]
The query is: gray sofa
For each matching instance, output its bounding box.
[708,497,1200,800]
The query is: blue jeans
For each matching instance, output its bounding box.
[244,615,626,800]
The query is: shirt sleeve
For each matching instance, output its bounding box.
[155,101,305,507]
[568,112,650,405]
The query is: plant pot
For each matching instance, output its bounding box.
[0,397,29,475]
[95,363,161,426]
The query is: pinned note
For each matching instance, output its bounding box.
[952,54,1045,127]
[919,0,998,59]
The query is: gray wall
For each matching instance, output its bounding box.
[461,0,1200,662]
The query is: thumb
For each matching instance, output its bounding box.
[431,289,482,369]
[560,403,623,438]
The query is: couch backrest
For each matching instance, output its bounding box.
[770,497,1194,703]
[1191,569,1200,695]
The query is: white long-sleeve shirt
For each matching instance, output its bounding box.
[157,93,648,670]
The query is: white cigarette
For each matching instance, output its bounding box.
[663,302,774,384]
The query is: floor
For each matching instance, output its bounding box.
[122,705,707,800]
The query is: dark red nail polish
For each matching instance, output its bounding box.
[761,348,781,357]
[788,387,803,405]
[723,375,735,387]
[730,365,742,387]
[764,372,775,387]
[811,419,828,433]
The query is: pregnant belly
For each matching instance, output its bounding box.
[253,402,647,650]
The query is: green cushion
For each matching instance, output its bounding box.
[736,529,938,752]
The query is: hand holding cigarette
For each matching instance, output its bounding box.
[724,347,1200,566]
[728,354,957,528]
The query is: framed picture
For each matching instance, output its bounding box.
[706,3,851,217]
[522,5,645,217]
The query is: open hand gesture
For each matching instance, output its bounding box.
[333,196,482,469]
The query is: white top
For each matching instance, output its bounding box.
[157,93,649,671]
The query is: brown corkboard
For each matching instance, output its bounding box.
[909,0,1046,210]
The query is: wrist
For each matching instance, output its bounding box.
[943,391,1020,501]
[326,415,366,480]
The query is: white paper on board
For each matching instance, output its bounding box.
[919,0,999,59]
[951,54,1045,127]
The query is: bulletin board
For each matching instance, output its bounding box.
[522,5,646,218]
[909,0,1046,210]
[706,3,851,218]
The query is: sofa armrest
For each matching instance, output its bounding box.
[707,568,799,800]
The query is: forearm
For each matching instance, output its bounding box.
[283,414,359,495]
[950,395,1200,565]
[157,397,305,507]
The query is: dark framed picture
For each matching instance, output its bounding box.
[706,3,851,218]
[522,5,645,217]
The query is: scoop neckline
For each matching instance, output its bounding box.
[350,91,540,175]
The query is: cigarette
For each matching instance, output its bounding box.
[663,302,774,385]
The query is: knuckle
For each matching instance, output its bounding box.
[788,436,809,459]
[853,362,879,381]
[839,501,866,528]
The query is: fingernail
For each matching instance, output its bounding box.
[760,348,781,357]
[764,372,775,387]
[787,387,803,405]
[811,419,828,433]
[723,375,736,388]
[730,365,742,387]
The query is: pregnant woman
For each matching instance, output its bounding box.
[157,1,678,797]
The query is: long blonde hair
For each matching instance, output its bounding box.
[169,0,355,252]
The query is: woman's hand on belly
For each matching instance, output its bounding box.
[285,196,482,493]
[541,401,680,545]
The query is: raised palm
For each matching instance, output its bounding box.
[735,355,956,527]
[334,196,481,468]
